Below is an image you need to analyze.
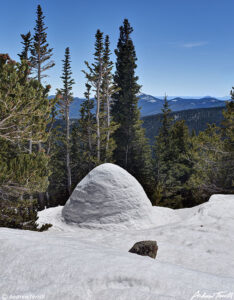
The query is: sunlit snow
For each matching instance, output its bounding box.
[0,164,233,300]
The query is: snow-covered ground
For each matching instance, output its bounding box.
[0,194,234,300]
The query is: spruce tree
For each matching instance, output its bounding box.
[18,31,33,152]
[153,95,174,205]
[83,30,104,163]
[30,5,55,83]
[18,31,32,61]
[112,19,153,197]
[58,47,75,195]
[169,120,194,206]
[71,82,97,185]
[153,96,195,208]
[101,35,118,162]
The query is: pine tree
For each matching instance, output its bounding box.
[18,31,33,153]
[101,35,118,162]
[71,83,97,185]
[111,19,153,197]
[30,5,55,83]
[0,55,53,230]
[221,99,234,191]
[58,47,75,195]
[112,19,141,167]
[0,54,52,144]
[83,30,104,163]
[79,82,96,166]
[153,95,174,204]
[188,124,224,202]
[46,124,68,207]
[153,96,193,208]
[18,31,32,61]
[169,120,194,206]
[188,98,234,202]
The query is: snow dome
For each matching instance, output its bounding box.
[62,163,154,229]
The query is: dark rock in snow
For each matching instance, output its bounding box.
[129,240,158,259]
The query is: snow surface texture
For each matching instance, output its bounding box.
[62,163,157,229]
[1,194,234,300]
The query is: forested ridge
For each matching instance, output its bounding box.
[142,106,225,144]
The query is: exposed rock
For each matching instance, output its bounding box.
[129,240,158,259]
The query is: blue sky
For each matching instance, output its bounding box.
[1,0,234,97]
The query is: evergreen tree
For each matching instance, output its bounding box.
[0,54,52,144]
[188,124,225,202]
[101,35,118,162]
[18,31,33,153]
[30,5,55,83]
[58,47,75,195]
[0,54,53,230]
[153,96,193,208]
[18,31,32,61]
[169,120,194,206]
[71,83,97,185]
[222,99,234,190]
[83,30,104,163]
[112,19,153,196]
[46,123,68,207]
[153,95,174,205]
[188,99,234,202]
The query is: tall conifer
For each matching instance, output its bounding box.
[112,19,153,195]
[59,47,75,195]
[101,35,118,161]
[83,30,104,163]
[30,5,55,83]
[153,96,193,208]
[71,82,96,185]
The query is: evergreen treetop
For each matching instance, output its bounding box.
[30,5,55,82]
[111,19,153,198]
[60,47,75,109]
[18,31,32,61]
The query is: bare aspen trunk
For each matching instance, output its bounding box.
[29,138,32,154]
[46,191,50,207]
[38,55,42,152]
[125,143,129,168]
[65,98,72,195]
[38,56,44,205]
[87,96,93,153]
[88,126,92,153]
[96,63,102,162]
[105,92,110,161]
[96,89,100,162]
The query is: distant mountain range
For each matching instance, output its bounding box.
[51,93,229,118]
[138,93,228,116]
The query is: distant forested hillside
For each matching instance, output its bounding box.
[55,106,225,145]
[142,106,225,144]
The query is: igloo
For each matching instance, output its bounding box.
[62,163,154,229]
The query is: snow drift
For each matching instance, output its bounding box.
[62,163,155,229]
[1,194,234,300]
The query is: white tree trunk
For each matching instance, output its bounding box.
[65,97,72,195]
[105,92,110,161]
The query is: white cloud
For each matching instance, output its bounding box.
[181,41,208,48]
